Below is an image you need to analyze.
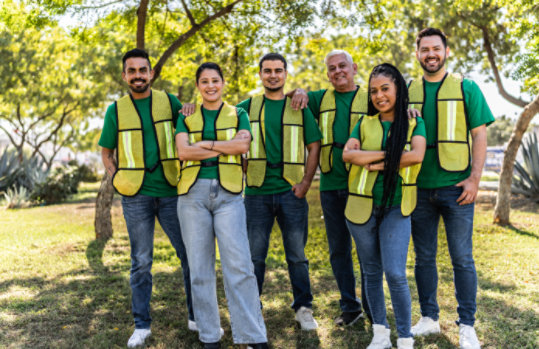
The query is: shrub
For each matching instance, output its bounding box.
[31,165,81,204]
[2,185,31,209]
[512,132,539,202]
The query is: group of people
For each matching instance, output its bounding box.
[99,27,494,349]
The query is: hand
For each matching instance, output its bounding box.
[344,139,360,151]
[292,180,310,198]
[366,162,384,171]
[407,108,421,119]
[455,176,480,205]
[289,88,308,110]
[180,103,196,116]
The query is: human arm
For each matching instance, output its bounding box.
[342,138,385,166]
[198,129,251,155]
[292,140,320,198]
[287,88,309,110]
[179,103,195,117]
[101,147,117,176]
[175,132,221,161]
[455,124,487,205]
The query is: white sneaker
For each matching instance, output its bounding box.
[294,306,318,330]
[459,324,481,349]
[127,328,151,348]
[411,316,440,336]
[397,337,414,349]
[367,324,391,349]
[188,319,225,337]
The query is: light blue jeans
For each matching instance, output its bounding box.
[177,179,267,344]
[347,206,413,338]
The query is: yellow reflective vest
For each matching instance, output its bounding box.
[246,95,305,187]
[345,115,422,224]
[178,103,243,195]
[112,90,180,197]
[408,73,470,172]
[318,87,368,173]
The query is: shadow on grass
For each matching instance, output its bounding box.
[505,224,538,240]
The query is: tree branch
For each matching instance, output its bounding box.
[152,0,243,81]
[480,25,528,108]
[180,0,197,26]
[137,0,149,49]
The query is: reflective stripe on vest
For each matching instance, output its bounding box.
[112,89,180,197]
[178,103,242,195]
[246,95,305,187]
[318,87,368,173]
[344,115,421,224]
[408,73,470,172]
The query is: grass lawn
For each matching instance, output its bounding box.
[0,182,537,348]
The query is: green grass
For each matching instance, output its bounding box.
[0,182,537,348]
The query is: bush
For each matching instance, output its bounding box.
[0,148,49,193]
[31,165,81,204]
[67,160,99,182]
[2,185,31,209]
[512,132,539,202]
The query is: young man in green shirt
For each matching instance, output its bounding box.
[99,49,194,348]
[408,28,494,349]
[239,53,321,330]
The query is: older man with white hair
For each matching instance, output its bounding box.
[292,49,370,326]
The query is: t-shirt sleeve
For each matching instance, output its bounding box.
[236,99,251,115]
[237,107,251,133]
[303,106,322,145]
[463,79,495,129]
[350,118,362,140]
[168,93,183,126]
[175,113,189,135]
[307,90,326,119]
[412,117,427,139]
[98,103,118,149]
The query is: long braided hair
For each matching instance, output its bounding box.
[367,63,409,222]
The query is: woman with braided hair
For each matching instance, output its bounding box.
[343,63,426,349]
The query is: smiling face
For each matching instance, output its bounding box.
[196,68,224,106]
[369,74,397,119]
[259,59,287,93]
[122,57,154,97]
[326,53,357,92]
[416,35,449,78]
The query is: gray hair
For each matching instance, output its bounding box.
[324,50,354,66]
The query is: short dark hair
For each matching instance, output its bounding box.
[259,53,287,71]
[195,62,224,83]
[416,28,448,49]
[122,48,152,71]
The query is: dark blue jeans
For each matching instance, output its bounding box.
[320,189,366,314]
[244,190,313,311]
[347,206,413,338]
[122,194,193,329]
[411,186,477,326]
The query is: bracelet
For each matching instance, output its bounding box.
[210,140,215,150]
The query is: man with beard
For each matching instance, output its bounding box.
[99,48,196,347]
[290,50,370,326]
[407,28,494,349]
[238,53,321,330]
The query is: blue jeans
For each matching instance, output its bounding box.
[244,190,313,311]
[411,185,477,326]
[347,206,412,338]
[320,189,366,314]
[121,194,193,329]
[177,179,267,344]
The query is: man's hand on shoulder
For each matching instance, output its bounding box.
[286,88,309,111]
[180,103,195,116]
[407,108,421,119]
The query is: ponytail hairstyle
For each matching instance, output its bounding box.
[367,63,409,222]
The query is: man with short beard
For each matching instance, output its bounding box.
[408,28,494,349]
[99,48,197,347]
[238,53,321,330]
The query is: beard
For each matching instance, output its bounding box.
[264,85,283,92]
[129,79,150,93]
[420,54,446,74]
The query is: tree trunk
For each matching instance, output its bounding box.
[95,171,115,240]
[493,94,539,225]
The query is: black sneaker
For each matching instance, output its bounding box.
[247,343,269,349]
[203,342,221,349]
[334,310,363,326]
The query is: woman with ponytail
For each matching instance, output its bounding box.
[342,63,426,349]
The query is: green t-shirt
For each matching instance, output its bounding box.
[238,96,322,195]
[416,78,495,189]
[350,116,426,206]
[175,105,250,180]
[98,92,182,197]
[308,88,362,191]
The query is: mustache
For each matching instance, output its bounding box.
[130,78,147,84]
